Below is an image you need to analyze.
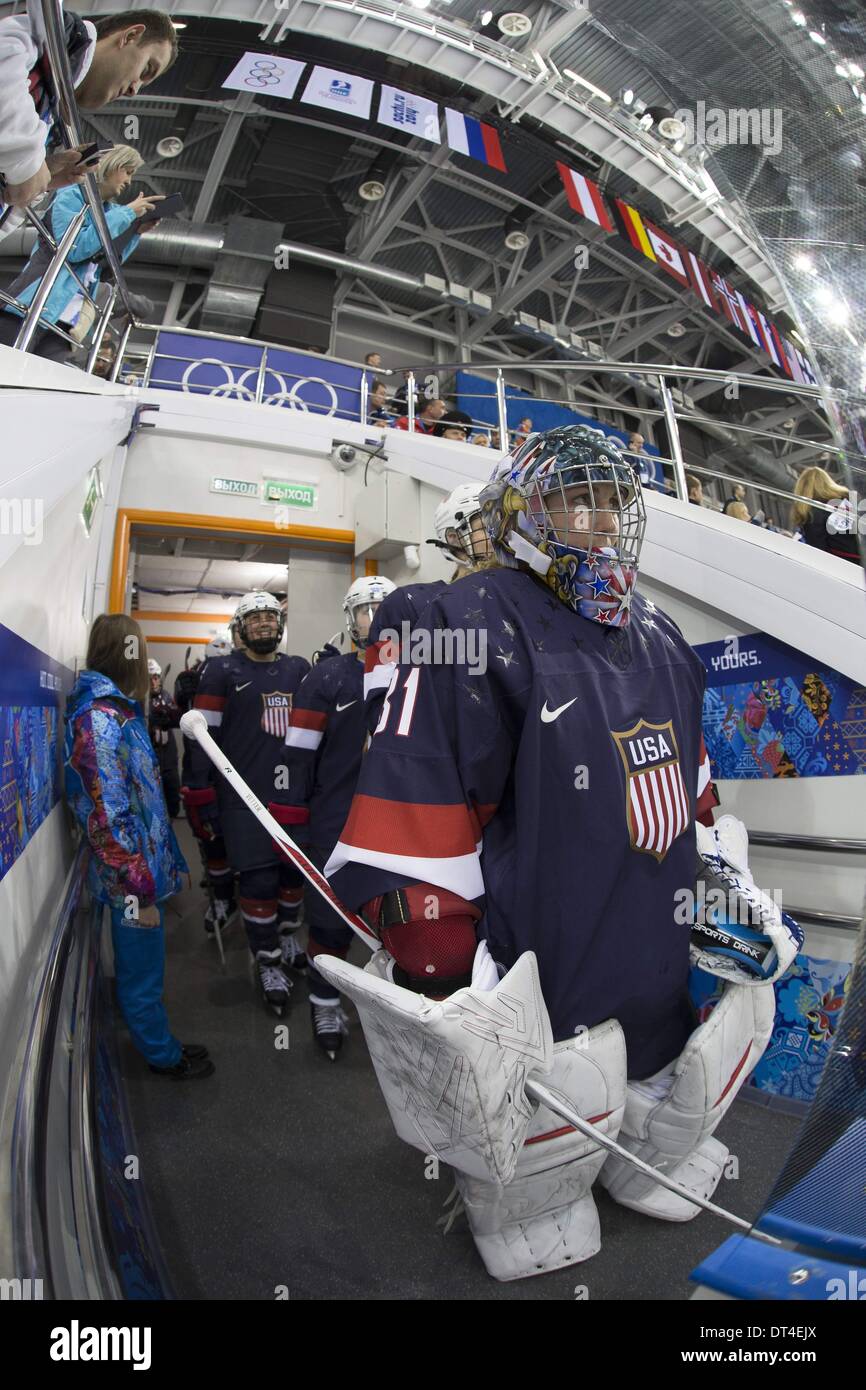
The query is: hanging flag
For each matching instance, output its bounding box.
[735,290,763,349]
[222,52,305,101]
[710,271,747,332]
[685,252,719,312]
[557,162,614,232]
[378,85,440,143]
[300,65,374,120]
[616,199,656,260]
[793,345,818,386]
[444,108,507,171]
[643,219,691,288]
[752,305,784,369]
[770,320,795,379]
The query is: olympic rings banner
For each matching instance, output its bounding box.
[149,332,364,421]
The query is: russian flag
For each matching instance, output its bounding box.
[444,108,507,171]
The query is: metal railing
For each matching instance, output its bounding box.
[1,1,138,369]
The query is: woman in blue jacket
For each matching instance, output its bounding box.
[65,613,213,1080]
[0,144,162,361]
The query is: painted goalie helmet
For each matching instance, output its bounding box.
[205,635,232,659]
[430,482,488,568]
[479,424,646,626]
[342,575,396,647]
[147,659,161,677]
[234,591,285,654]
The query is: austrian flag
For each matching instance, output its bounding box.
[557,162,614,231]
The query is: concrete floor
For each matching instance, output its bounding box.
[118,820,804,1301]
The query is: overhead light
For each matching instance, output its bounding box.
[643,106,688,140]
[359,179,386,201]
[504,213,530,250]
[836,64,849,78]
[562,69,612,103]
[498,12,533,37]
[791,11,807,26]
[814,283,835,305]
[407,0,431,8]
[620,87,635,106]
[171,21,186,29]
[809,31,827,46]
[793,253,815,272]
[672,138,685,153]
[480,8,494,23]
[850,63,864,79]
[666,322,687,338]
[824,299,850,325]
[156,136,184,159]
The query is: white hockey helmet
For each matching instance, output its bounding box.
[234,590,285,653]
[342,575,396,647]
[431,481,487,566]
[205,635,232,659]
[147,658,161,677]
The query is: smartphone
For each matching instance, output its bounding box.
[136,191,185,222]
[78,142,113,167]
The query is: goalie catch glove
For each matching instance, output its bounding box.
[691,815,803,986]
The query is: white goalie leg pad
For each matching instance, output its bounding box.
[455,1019,627,1281]
[599,981,775,1221]
[314,948,553,1185]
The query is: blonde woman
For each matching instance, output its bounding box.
[64,615,213,1080]
[0,144,163,362]
[792,466,860,564]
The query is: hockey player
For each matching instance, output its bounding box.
[178,636,236,936]
[363,480,491,731]
[324,425,799,1279]
[184,593,310,1013]
[147,659,180,818]
[269,576,396,1057]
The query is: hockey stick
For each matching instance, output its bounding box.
[524,1078,782,1242]
[179,710,380,950]
[180,708,778,1240]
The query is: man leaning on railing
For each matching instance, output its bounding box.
[0,4,177,240]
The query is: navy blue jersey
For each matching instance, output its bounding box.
[364,580,448,734]
[328,566,707,1079]
[278,652,367,851]
[191,650,310,870]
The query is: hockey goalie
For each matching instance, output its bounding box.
[320,424,801,1281]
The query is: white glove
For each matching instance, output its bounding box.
[470,939,501,991]
[692,816,803,986]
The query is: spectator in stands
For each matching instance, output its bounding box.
[395,397,446,434]
[686,473,704,506]
[368,378,392,424]
[64,614,213,1080]
[724,499,751,523]
[0,145,163,361]
[364,351,381,371]
[512,416,533,448]
[490,428,502,451]
[473,433,490,447]
[390,368,416,411]
[626,430,661,492]
[792,466,861,564]
[435,409,473,441]
[0,9,177,228]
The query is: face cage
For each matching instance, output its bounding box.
[444,510,485,567]
[346,602,378,646]
[239,608,284,648]
[527,464,646,570]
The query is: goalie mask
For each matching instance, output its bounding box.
[342,575,396,648]
[430,482,489,569]
[234,591,284,654]
[479,425,646,626]
[205,635,232,659]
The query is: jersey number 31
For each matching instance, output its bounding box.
[375,667,421,738]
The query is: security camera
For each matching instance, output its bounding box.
[330,442,358,471]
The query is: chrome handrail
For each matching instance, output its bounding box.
[783,904,862,931]
[749,831,866,855]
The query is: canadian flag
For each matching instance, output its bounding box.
[557,162,614,232]
[644,219,691,288]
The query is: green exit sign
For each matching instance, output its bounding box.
[263,479,317,509]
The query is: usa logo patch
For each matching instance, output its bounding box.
[611,718,689,861]
[261,692,292,738]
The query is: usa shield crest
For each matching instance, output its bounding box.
[261,691,292,737]
[612,718,689,861]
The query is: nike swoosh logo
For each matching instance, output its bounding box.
[235,682,252,691]
[540,697,578,723]
[335,701,357,712]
